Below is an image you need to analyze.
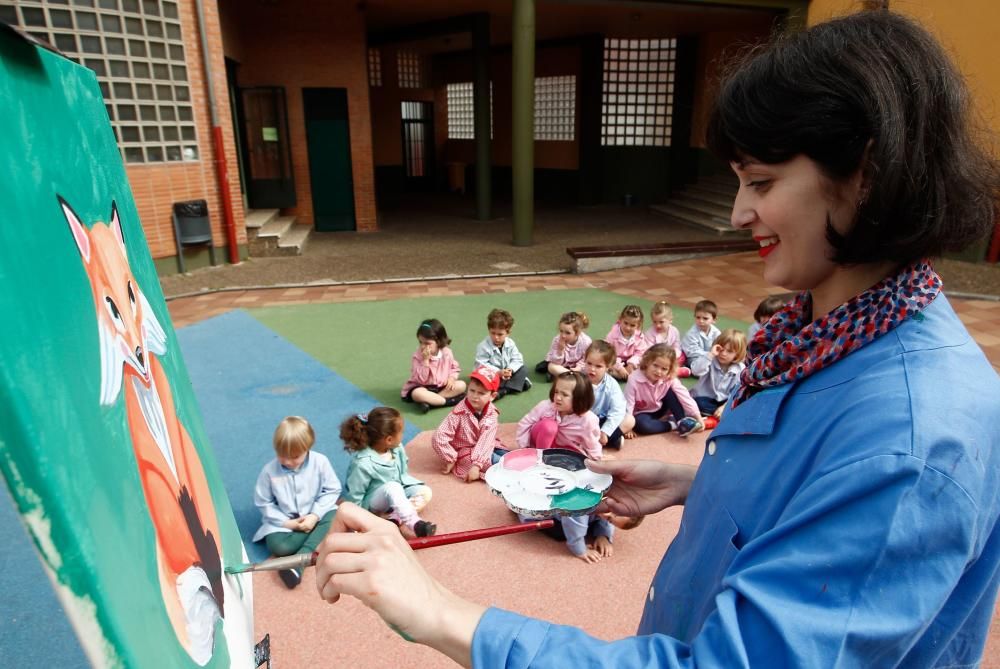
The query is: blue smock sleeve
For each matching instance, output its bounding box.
[307,455,342,518]
[601,382,626,436]
[473,454,981,668]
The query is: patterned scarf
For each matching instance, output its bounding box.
[732,260,942,408]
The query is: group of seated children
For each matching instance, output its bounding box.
[254,296,785,583]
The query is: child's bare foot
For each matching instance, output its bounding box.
[465,466,481,482]
[576,548,602,564]
[594,536,614,558]
[441,462,455,475]
[623,430,637,440]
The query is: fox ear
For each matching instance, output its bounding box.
[59,195,91,263]
[109,201,125,249]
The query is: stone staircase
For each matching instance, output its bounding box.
[245,208,312,257]
[650,174,745,236]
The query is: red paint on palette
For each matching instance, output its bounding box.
[503,448,540,471]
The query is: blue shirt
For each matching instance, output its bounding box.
[591,373,627,437]
[472,294,1000,668]
[252,451,341,542]
[474,336,525,373]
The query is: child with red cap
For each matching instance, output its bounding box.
[431,366,507,482]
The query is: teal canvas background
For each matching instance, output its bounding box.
[0,32,246,666]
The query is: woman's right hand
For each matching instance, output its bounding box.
[315,503,485,667]
[586,459,697,517]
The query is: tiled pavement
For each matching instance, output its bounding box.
[167,252,1000,371]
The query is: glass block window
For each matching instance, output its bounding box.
[5,0,198,163]
[397,49,424,88]
[601,38,676,147]
[367,47,382,87]
[534,75,575,141]
[446,81,493,140]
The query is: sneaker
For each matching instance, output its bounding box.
[278,568,301,590]
[495,387,509,400]
[702,416,719,430]
[545,372,554,382]
[676,417,704,437]
[444,393,465,407]
[534,360,549,374]
[677,367,692,379]
[414,520,437,537]
[523,378,532,390]
[417,402,431,414]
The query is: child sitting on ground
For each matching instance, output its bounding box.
[585,340,634,449]
[541,511,644,564]
[402,318,467,414]
[252,416,342,589]
[341,407,437,537]
[515,371,602,460]
[607,304,649,381]
[535,311,592,380]
[747,295,785,343]
[681,300,722,376]
[625,344,702,438]
[431,366,505,482]
[474,308,530,398]
[644,301,690,378]
[690,329,747,428]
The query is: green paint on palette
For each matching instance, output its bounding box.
[551,488,603,512]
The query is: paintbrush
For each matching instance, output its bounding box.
[225,518,555,574]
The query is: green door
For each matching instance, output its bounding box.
[303,88,355,231]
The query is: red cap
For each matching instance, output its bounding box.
[469,366,500,392]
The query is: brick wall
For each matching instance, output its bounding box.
[131,0,246,263]
[217,0,377,232]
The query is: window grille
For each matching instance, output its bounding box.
[367,47,381,87]
[397,49,424,88]
[4,0,199,163]
[601,38,676,147]
[534,75,575,141]
[446,81,493,140]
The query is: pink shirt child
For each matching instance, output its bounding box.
[544,332,593,371]
[643,324,682,359]
[401,347,461,398]
[624,369,699,418]
[431,399,503,480]
[606,323,649,369]
[515,400,602,461]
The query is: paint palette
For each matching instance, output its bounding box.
[484,448,613,518]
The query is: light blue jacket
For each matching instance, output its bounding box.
[344,446,423,510]
[474,336,525,373]
[473,295,1000,668]
[252,451,341,542]
[591,373,627,437]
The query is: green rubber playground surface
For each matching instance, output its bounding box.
[250,288,749,431]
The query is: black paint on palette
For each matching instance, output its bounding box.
[541,448,586,471]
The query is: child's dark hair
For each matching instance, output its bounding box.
[586,340,616,367]
[694,300,718,319]
[559,311,590,332]
[618,304,644,329]
[753,295,785,323]
[707,11,999,265]
[487,308,514,331]
[551,371,595,415]
[640,343,677,373]
[340,407,402,452]
[416,319,451,347]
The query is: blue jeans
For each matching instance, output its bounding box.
[695,395,724,416]
[634,389,687,434]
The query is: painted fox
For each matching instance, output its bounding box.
[61,196,223,665]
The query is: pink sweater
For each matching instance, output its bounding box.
[401,346,461,397]
[515,400,602,460]
[624,369,699,418]
[606,323,649,369]
[431,400,504,479]
[544,332,592,371]
[643,324,682,358]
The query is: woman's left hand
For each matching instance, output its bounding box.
[315,503,486,666]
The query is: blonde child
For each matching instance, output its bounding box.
[691,329,747,426]
[402,318,467,414]
[606,305,649,381]
[535,311,592,381]
[252,416,342,589]
[341,407,437,537]
[748,295,785,343]
[681,300,722,376]
[625,344,702,437]
[431,366,505,483]
[515,371,602,460]
[584,340,634,449]
[644,301,691,378]
[474,308,530,398]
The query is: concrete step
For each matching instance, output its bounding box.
[249,215,297,256]
[671,194,732,219]
[692,179,737,197]
[683,186,735,208]
[649,202,742,235]
[244,208,280,241]
[275,223,312,256]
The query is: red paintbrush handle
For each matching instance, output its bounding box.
[406,519,555,550]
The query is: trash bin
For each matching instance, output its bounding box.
[172,199,216,273]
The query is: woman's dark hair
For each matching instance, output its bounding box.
[550,371,595,415]
[416,318,451,347]
[707,11,999,265]
[340,407,402,452]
